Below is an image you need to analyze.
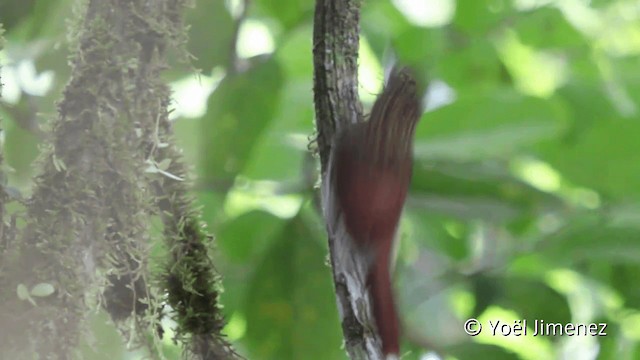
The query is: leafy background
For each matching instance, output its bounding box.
[1,0,640,359]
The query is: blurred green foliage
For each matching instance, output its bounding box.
[2,0,640,359]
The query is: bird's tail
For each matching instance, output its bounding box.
[368,246,400,357]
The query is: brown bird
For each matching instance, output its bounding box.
[326,67,422,357]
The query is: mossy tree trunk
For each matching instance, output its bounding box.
[0,1,235,359]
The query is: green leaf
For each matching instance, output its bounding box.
[253,0,313,30]
[595,322,626,360]
[243,212,343,360]
[16,284,29,301]
[453,0,513,33]
[496,278,572,325]
[598,264,640,310]
[393,27,446,87]
[620,63,640,108]
[241,26,315,183]
[415,88,568,161]
[362,1,413,60]
[537,118,640,200]
[1,107,40,181]
[30,283,55,297]
[409,193,521,223]
[217,210,286,262]
[406,212,469,261]
[538,215,640,265]
[514,7,587,49]
[157,158,172,171]
[29,0,71,39]
[185,0,234,73]
[274,24,313,79]
[144,163,159,174]
[17,283,36,306]
[200,58,284,187]
[446,343,519,360]
[553,81,621,141]
[79,312,126,360]
[436,36,503,89]
[0,0,36,34]
[409,160,562,222]
[242,81,311,181]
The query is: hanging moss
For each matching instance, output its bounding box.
[150,94,238,358]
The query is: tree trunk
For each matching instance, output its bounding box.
[0,1,235,359]
[313,0,388,358]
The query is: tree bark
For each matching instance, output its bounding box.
[313,0,387,359]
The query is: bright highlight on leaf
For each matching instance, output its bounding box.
[392,0,455,27]
[511,157,561,192]
[224,312,247,341]
[621,312,640,340]
[358,36,383,105]
[170,70,224,119]
[224,184,302,219]
[237,19,275,59]
[494,30,567,97]
[477,306,554,360]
